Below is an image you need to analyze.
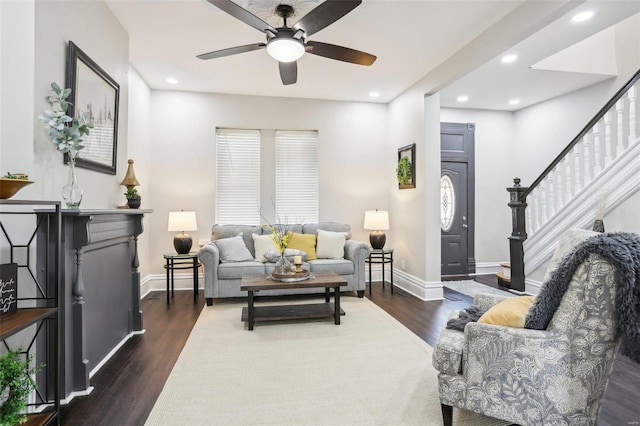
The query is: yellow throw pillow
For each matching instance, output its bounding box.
[286,231,317,260]
[478,296,535,328]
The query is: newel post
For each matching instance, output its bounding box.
[507,178,528,292]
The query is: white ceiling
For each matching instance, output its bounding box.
[106,0,640,109]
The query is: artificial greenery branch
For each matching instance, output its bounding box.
[38,82,93,160]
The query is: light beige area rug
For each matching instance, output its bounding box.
[145,297,509,426]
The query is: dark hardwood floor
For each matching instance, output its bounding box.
[61,279,639,425]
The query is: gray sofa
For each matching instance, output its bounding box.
[198,222,370,305]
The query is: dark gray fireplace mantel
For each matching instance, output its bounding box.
[37,209,152,400]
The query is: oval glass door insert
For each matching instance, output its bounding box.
[440,174,456,232]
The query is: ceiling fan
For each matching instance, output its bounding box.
[197,0,377,85]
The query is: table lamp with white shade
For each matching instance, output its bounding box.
[168,211,198,254]
[364,209,389,249]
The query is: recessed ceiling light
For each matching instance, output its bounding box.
[509,99,521,106]
[501,54,518,64]
[456,95,469,102]
[369,91,380,98]
[572,11,594,23]
[166,77,179,84]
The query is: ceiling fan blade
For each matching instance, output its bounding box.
[306,41,376,66]
[279,61,297,85]
[197,43,266,60]
[206,0,276,33]
[293,0,361,37]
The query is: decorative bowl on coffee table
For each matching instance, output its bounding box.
[271,269,311,282]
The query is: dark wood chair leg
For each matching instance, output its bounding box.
[441,404,453,426]
[206,297,213,306]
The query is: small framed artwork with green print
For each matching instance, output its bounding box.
[397,143,415,189]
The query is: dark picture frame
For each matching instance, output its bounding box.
[65,41,119,175]
[397,143,416,189]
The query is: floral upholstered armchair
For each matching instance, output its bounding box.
[432,229,628,426]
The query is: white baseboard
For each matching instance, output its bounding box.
[60,387,94,405]
[525,278,543,295]
[364,264,393,284]
[89,329,145,380]
[393,269,443,301]
[141,273,204,299]
[140,270,443,300]
[474,262,503,275]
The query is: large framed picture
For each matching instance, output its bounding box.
[65,41,119,175]
[397,143,416,189]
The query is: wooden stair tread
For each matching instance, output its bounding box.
[495,271,511,282]
[500,263,511,269]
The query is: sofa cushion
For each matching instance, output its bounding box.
[212,225,263,257]
[252,233,277,262]
[308,259,354,275]
[287,232,317,260]
[214,235,254,263]
[217,261,266,280]
[302,222,352,239]
[316,229,347,259]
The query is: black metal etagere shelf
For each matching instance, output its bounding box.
[0,199,60,426]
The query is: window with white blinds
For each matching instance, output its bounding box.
[215,128,261,225]
[275,130,319,223]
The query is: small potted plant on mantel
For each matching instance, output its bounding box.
[124,188,141,209]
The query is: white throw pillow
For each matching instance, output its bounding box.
[252,233,277,262]
[214,235,254,263]
[316,229,346,259]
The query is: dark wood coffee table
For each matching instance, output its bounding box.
[240,271,348,330]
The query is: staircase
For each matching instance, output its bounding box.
[507,69,640,292]
[495,263,511,288]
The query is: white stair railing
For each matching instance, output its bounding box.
[524,76,640,236]
[508,70,640,291]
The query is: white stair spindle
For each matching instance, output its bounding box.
[556,165,565,207]
[564,153,573,200]
[604,111,613,166]
[616,98,626,154]
[530,193,539,232]
[547,175,555,217]
[540,182,547,224]
[593,122,602,175]
[583,132,592,184]
[629,85,638,145]
[574,143,582,192]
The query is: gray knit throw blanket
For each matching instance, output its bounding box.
[524,232,640,363]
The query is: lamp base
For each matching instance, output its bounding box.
[174,232,193,254]
[369,231,386,250]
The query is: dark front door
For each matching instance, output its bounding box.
[441,162,468,275]
[441,122,475,277]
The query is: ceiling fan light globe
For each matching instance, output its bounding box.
[267,37,305,63]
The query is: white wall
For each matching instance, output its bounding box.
[146,91,388,273]
[514,13,640,185]
[127,66,152,278]
[0,0,35,187]
[31,0,129,208]
[387,88,429,282]
[440,108,515,266]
